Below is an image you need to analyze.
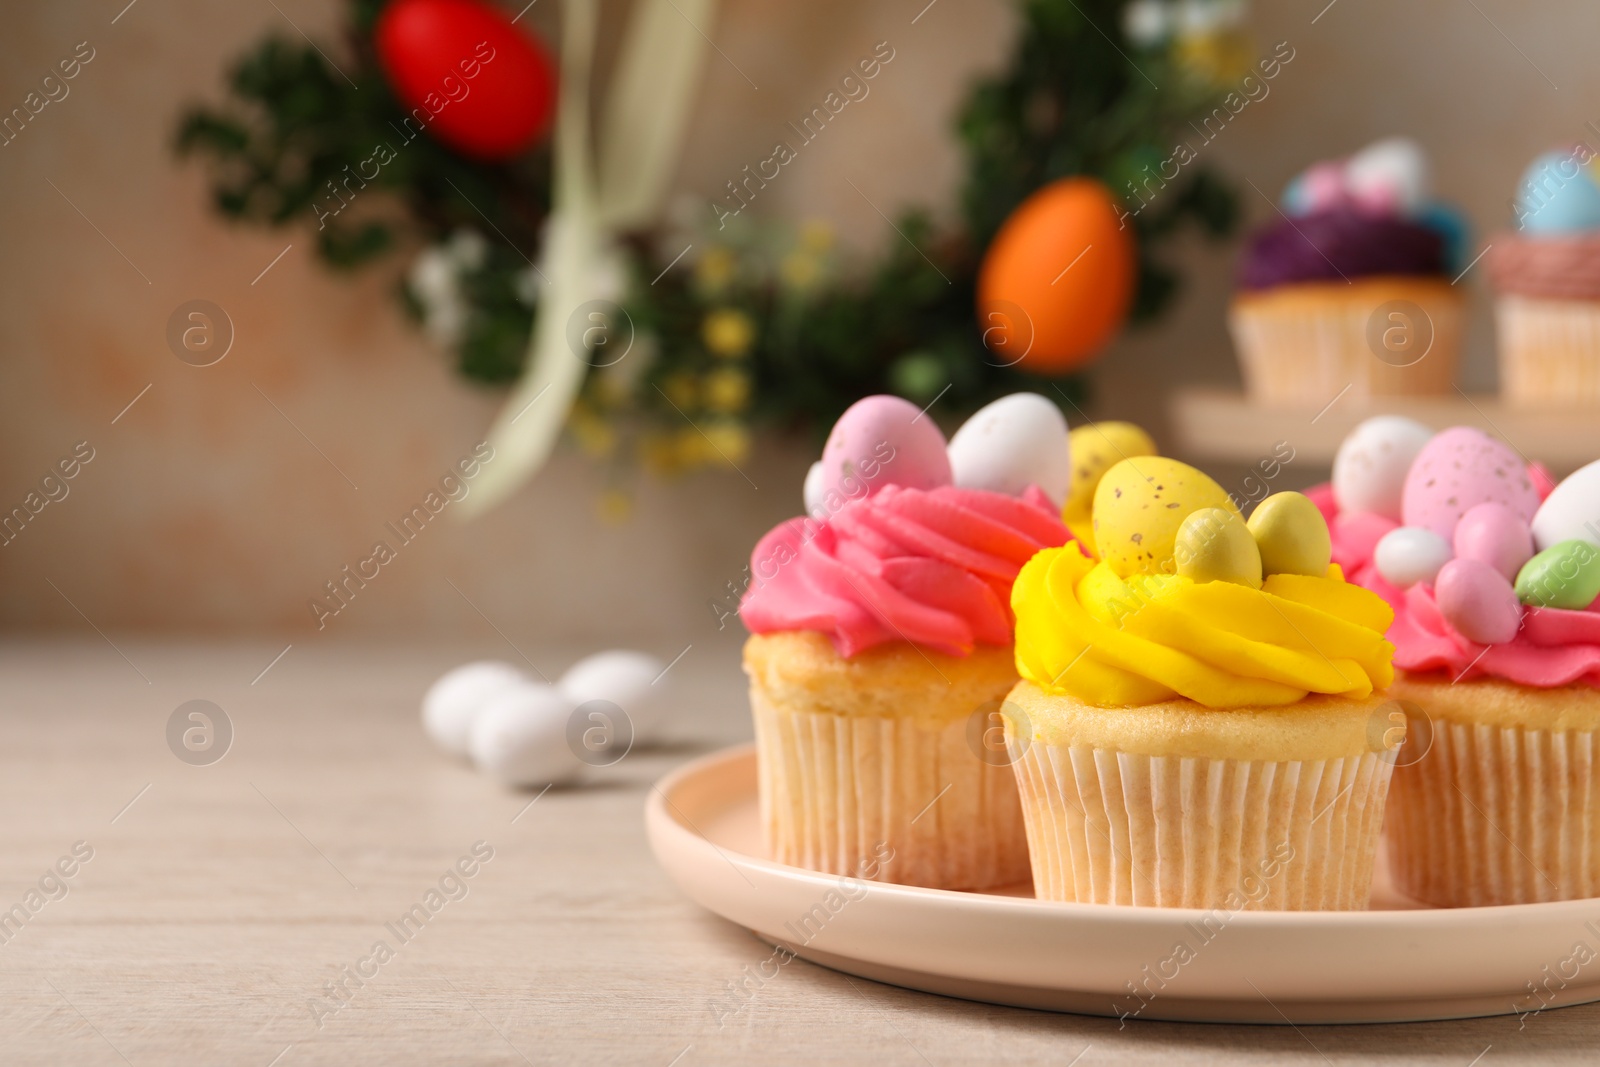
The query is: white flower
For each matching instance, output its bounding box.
[447,229,489,271]
[1123,0,1170,45]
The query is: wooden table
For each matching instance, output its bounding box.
[2,639,1596,1065]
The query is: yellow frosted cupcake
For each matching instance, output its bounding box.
[1005,457,1402,909]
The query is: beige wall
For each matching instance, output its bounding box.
[0,0,1593,647]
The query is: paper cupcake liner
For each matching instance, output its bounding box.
[751,690,1030,891]
[1229,282,1462,405]
[1387,715,1600,907]
[1011,742,1394,909]
[1495,295,1600,406]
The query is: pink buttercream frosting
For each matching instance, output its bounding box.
[1392,584,1600,686]
[740,484,1070,658]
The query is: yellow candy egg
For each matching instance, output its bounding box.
[1062,422,1157,551]
[1093,457,1240,577]
[1247,492,1332,577]
[1175,508,1263,588]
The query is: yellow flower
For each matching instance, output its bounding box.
[702,421,751,466]
[781,252,820,291]
[800,220,834,252]
[675,426,709,467]
[640,431,683,474]
[704,368,750,413]
[660,372,699,409]
[696,246,736,292]
[569,411,617,458]
[703,308,755,359]
[596,489,632,524]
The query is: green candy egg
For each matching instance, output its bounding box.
[1515,539,1600,609]
[1175,508,1263,588]
[1247,492,1332,578]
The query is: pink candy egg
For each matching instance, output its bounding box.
[815,395,951,507]
[1401,427,1540,539]
[1453,502,1534,580]
[1435,557,1523,645]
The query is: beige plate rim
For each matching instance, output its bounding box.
[646,743,1600,1024]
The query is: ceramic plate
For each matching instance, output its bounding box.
[646,744,1600,1024]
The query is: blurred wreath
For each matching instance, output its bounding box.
[177,0,1243,489]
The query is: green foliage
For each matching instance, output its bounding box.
[176,0,1240,456]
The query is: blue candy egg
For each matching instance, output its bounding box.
[1516,149,1600,234]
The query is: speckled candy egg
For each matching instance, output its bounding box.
[1374,526,1453,588]
[1332,415,1433,520]
[815,395,951,509]
[1400,427,1539,539]
[1453,502,1534,581]
[1435,558,1523,646]
[946,393,1071,504]
[1093,457,1239,577]
[1063,421,1156,523]
[1531,457,1600,551]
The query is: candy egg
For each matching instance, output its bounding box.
[946,393,1071,504]
[468,682,584,788]
[1401,427,1540,538]
[1373,526,1453,588]
[1453,502,1534,581]
[803,461,827,516]
[1093,457,1238,577]
[1175,508,1262,588]
[1331,415,1432,521]
[1531,457,1600,550]
[1435,558,1523,645]
[1515,539,1600,609]
[558,649,669,746]
[1344,137,1429,217]
[422,661,529,756]
[1247,492,1332,577]
[815,395,951,510]
[1516,149,1600,234]
[1063,423,1157,549]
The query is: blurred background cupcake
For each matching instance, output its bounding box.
[1229,137,1468,405]
[1489,147,1600,406]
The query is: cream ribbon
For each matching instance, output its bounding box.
[460,0,718,517]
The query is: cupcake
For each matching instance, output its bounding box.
[1005,456,1400,909]
[1229,137,1466,404]
[1489,148,1600,406]
[1354,425,1600,906]
[740,393,1074,890]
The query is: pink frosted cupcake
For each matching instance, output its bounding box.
[740,393,1074,890]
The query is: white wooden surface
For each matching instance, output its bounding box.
[0,638,1594,1065]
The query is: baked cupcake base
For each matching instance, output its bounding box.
[1229,277,1463,405]
[1004,680,1399,909]
[745,631,1030,891]
[1387,674,1600,907]
[1495,294,1600,406]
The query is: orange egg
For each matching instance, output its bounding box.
[976,177,1136,375]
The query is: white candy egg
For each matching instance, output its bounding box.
[1532,457,1600,551]
[468,683,584,788]
[1344,136,1429,216]
[559,649,670,745]
[803,460,827,516]
[946,393,1071,504]
[1332,416,1433,521]
[422,661,529,756]
[1374,526,1454,588]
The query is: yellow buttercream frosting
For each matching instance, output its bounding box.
[1012,541,1395,709]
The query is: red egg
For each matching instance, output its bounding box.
[375,0,556,161]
